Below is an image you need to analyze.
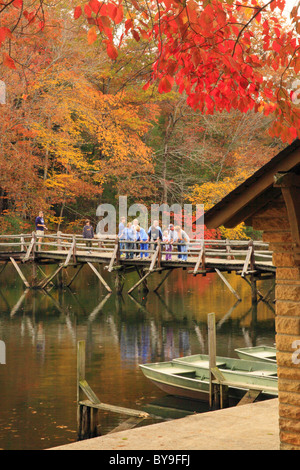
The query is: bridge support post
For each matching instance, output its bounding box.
[87,262,112,293]
[135,267,150,293]
[31,261,38,288]
[215,268,241,301]
[57,266,64,288]
[114,271,125,294]
[10,257,30,289]
[249,241,258,307]
[153,269,172,292]
[67,264,84,288]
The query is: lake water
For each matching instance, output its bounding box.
[0,263,275,450]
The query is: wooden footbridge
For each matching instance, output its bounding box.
[0,232,275,303]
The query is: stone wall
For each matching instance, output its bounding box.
[252,195,300,450]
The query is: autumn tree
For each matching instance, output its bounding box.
[0,3,157,230]
[2,0,300,142]
[69,0,300,143]
[1,0,299,233]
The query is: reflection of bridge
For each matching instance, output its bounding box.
[0,233,275,303]
[0,285,274,361]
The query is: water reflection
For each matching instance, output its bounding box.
[0,265,275,450]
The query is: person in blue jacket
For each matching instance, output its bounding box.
[148,220,162,254]
[175,225,190,261]
[123,222,135,259]
[118,216,126,256]
[135,225,148,258]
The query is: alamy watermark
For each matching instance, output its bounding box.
[96,196,204,240]
[291,79,300,105]
[0,340,5,365]
[292,340,300,365]
[0,81,6,105]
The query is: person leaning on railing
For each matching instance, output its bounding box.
[123,222,135,259]
[166,223,178,260]
[118,217,126,257]
[175,226,190,261]
[135,225,148,258]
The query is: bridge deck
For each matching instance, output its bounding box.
[0,233,275,296]
[34,249,274,272]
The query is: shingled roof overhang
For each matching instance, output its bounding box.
[204,139,300,229]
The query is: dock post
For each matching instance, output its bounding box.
[77,340,99,440]
[208,313,219,410]
[208,313,229,410]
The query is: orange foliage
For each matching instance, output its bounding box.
[0,5,157,227]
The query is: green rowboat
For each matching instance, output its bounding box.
[140,357,278,403]
[172,354,277,376]
[234,346,277,363]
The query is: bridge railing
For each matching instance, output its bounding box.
[0,234,33,252]
[0,233,273,274]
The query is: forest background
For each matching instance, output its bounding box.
[0,0,292,240]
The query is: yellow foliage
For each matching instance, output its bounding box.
[188,169,252,240]
[30,64,156,204]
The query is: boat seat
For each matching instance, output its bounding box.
[185,360,227,369]
[247,370,277,377]
[164,367,196,375]
[253,351,276,359]
[173,371,197,378]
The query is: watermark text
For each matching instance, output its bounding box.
[0,340,6,364]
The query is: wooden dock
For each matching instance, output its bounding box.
[0,232,275,303]
[77,310,277,442]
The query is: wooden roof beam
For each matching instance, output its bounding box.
[274,172,300,263]
[220,187,282,228]
[205,142,300,229]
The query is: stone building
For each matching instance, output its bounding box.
[205,138,300,450]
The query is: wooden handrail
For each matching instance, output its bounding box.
[193,241,205,274]
[64,237,76,267]
[241,245,253,277]
[0,233,273,267]
[108,237,119,272]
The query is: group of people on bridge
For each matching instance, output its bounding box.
[35,211,190,261]
[118,218,190,262]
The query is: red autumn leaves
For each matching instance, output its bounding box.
[0,0,45,69]
[0,27,15,69]
[74,0,300,143]
[74,0,122,59]
[1,0,300,143]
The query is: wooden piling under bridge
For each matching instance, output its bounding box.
[0,232,275,305]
